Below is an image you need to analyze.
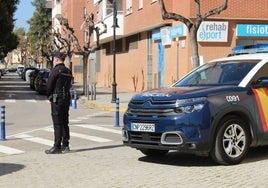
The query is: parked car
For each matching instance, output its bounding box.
[34,69,50,94]
[21,67,38,81]
[29,69,40,90]
[122,44,268,165]
[16,65,25,76]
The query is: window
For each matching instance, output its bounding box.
[106,0,113,16]
[139,0,143,9]
[126,0,132,15]
[102,43,111,55]
[115,39,123,53]
[126,34,140,51]
[105,0,122,17]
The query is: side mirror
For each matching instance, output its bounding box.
[252,77,268,88]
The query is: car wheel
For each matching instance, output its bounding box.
[210,116,251,165]
[140,149,169,157]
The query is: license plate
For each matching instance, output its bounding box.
[131,122,155,132]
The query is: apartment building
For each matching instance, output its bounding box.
[52,0,268,92]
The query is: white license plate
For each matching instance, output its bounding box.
[131,123,155,132]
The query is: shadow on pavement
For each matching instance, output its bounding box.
[0,163,25,176]
[69,144,124,153]
[138,146,268,166]
[139,152,216,167]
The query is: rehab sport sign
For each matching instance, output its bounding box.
[197,21,229,42]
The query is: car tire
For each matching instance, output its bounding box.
[210,115,251,165]
[140,149,169,157]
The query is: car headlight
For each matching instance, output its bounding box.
[175,97,206,113]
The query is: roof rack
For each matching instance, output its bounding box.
[229,44,268,56]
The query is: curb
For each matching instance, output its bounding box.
[79,98,127,113]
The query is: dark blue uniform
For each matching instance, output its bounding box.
[47,63,73,151]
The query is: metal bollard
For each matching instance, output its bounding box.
[72,89,77,109]
[0,105,6,141]
[70,89,73,107]
[115,98,120,127]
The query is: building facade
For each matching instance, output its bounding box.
[52,0,268,92]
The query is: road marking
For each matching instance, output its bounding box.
[43,127,112,142]
[14,134,54,146]
[73,124,121,134]
[25,99,37,103]
[0,145,25,154]
[69,119,82,123]
[4,99,16,103]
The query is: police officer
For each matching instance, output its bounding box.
[45,51,73,154]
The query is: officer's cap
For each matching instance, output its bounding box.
[53,51,66,61]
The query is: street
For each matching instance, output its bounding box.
[1,72,268,187]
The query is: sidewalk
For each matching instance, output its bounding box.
[72,83,137,113]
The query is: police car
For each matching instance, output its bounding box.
[122,44,268,165]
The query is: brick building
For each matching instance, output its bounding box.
[52,0,268,92]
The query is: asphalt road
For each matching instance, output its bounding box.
[1,72,268,187]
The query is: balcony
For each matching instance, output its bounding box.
[94,11,124,44]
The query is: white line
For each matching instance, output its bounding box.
[14,134,54,146]
[43,127,112,142]
[73,124,122,134]
[25,99,37,103]
[0,145,25,154]
[77,117,89,120]
[69,119,82,123]
[86,111,110,117]
[4,99,16,103]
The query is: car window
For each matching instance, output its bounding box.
[174,61,257,87]
[251,62,268,82]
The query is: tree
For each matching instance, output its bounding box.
[54,11,106,94]
[159,0,228,68]
[27,0,53,64]
[0,0,20,60]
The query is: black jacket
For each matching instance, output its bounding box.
[47,63,73,100]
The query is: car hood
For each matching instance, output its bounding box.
[131,85,244,101]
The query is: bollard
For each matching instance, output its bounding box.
[115,98,120,127]
[0,105,6,141]
[70,89,73,107]
[72,89,77,109]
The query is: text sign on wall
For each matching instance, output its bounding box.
[197,21,228,42]
[236,24,268,37]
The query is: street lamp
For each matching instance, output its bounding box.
[111,0,119,103]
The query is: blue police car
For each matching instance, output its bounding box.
[122,44,268,165]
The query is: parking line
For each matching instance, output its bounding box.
[14,134,54,146]
[73,124,121,134]
[0,145,25,154]
[43,127,112,142]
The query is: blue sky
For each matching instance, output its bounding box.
[14,1,35,31]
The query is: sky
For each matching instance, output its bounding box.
[14,0,35,31]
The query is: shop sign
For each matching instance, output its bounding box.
[152,24,187,42]
[152,29,161,41]
[197,21,228,42]
[170,25,187,39]
[236,24,268,37]
[160,27,171,46]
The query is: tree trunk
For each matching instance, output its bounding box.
[189,27,200,69]
[82,54,89,95]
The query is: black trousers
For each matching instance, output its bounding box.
[51,99,70,148]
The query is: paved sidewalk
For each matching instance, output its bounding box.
[72,83,137,113]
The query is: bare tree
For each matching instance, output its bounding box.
[159,0,228,68]
[54,13,106,94]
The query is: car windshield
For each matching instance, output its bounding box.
[173,60,258,87]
